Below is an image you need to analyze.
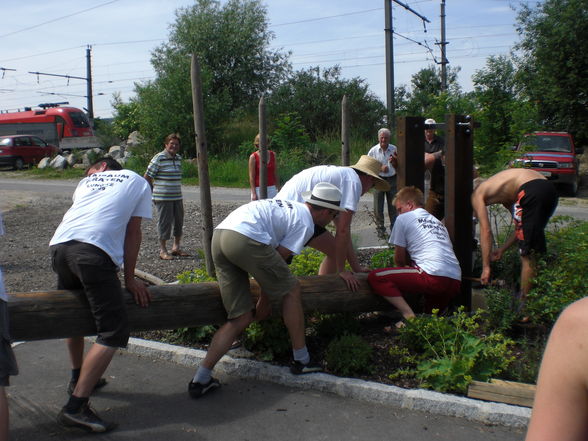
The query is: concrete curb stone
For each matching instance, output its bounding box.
[126,337,531,429]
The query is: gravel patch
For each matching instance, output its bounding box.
[0,194,378,293]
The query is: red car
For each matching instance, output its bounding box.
[0,135,61,170]
[512,132,583,196]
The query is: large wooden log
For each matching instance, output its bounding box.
[8,274,389,341]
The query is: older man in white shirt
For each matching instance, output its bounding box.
[367,127,398,236]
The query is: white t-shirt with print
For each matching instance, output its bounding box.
[275,166,362,212]
[217,199,314,255]
[50,170,152,267]
[390,207,461,280]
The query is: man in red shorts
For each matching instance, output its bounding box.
[368,187,461,329]
[472,168,558,312]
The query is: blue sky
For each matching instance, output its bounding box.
[0,0,523,118]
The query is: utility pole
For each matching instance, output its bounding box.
[438,0,449,92]
[385,1,430,129]
[28,47,95,124]
[384,0,394,129]
[86,46,94,123]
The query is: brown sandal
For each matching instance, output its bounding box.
[159,252,173,260]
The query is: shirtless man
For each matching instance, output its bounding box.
[471,168,558,306]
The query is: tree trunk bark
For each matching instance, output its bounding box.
[8,274,389,341]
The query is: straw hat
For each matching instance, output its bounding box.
[302,182,346,212]
[350,155,391,191]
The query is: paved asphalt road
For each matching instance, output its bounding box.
[1,176,587,249]
[8,340,525,441]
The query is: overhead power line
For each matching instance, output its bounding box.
[0,0,120,39]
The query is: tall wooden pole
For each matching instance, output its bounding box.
[191,54,215,277]
[258,96,268,199]
[341,95,350,166]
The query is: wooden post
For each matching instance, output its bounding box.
[190,54,215,277]
[444,114,474,309]
[258,96,268,199]
[7,274,389,342]
[341,95,350,166]
[395,116,425,191]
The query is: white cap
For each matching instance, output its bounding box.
[425,118,436,125]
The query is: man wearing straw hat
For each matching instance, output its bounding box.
[188,183,346,398]
[275,156,390,291]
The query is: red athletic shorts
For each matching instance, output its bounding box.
[368,266,460,313]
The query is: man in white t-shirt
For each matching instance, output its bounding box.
[188,183,346,399]
[367,128,398,236]
[49,157,152,433]
[368,186,461,329]
[275,156,389,291]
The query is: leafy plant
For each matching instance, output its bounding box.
[243,318,291,361]
[171,325,218,345]
[395,307,515,394]
[311,312,361,341]
[526,219,588,326]
[483,287,519,333]
[325,334,373,376]
[369,247,395,268]
[289,248,324,276]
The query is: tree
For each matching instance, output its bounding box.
[471,55,539,173]
[114,0,291,155]
[268,66,386,140]
[396,65,462,117]
[515,0,588,145]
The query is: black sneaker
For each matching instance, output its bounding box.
[67,377,108,395]
[188,378,221,399]
[290,360,323,375]
[57,403,116,433]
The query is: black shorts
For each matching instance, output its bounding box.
[513,179,559,256]
[0,300,18,386]
[50,241,130,348]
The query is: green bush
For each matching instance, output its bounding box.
[289,248,325,276]
[526,219,588,326]
[484,287,519,333]
[370,247,395,268]
[243,318,291,361]
[311,312,361,341]
[395,307,515,394]
[170,325,218,345]
[325,334,373,376]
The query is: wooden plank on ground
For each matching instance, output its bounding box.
[468,379,536,407]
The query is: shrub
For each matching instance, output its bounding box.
[311,312,361,341]
[526,219,588,326]
[325,334,373,376]
[170,325,218,345]
[370,247,395,268]
[395,307,515,394]
[289,248,324,276]
[484,287,519,333]
[243,318,291,361]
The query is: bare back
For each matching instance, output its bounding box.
[473,168,546,207]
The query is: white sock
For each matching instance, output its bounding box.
[192,366,212,384]
[293,346,310,365]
